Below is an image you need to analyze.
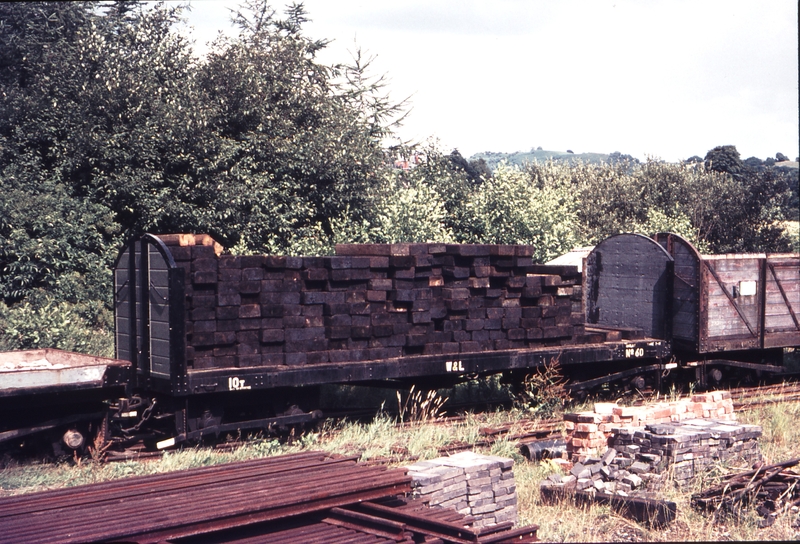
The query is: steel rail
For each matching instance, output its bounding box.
[0,453,413,544]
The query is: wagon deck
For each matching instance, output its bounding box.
[0,349,130,397]
[183,336,671,393]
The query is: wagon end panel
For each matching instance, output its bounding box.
[584,233,673,340]
[655,233,701,352]
[114,243,136,369]
[113,235,187,394]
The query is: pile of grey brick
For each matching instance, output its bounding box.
[405,451,517,528]
[611,418,762,485]
[541,418,762,497]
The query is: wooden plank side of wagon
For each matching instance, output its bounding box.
[763,255,800,348]
[699,256,762,352]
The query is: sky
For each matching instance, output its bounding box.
[180,0,799,163]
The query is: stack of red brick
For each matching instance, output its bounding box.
[564,391,736,460]
[160,234,585,369]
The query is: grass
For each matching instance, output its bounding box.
[2,392,800,541]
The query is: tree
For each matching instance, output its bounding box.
[0,1,207,260]
[744,156,764,169]
[704,145,743,175]
[608,152,640,165]
[447,150,489,184]
[336,175,454,244]
[0,1,407,353]
[464,164,580,262]
[196,1,404,254]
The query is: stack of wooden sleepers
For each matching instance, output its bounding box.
[162,234,584,370]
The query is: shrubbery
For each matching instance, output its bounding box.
[0,1,796,355]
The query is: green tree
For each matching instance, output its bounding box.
[198,1,405,254]
[704,145,743,175]
[0,1,406,353]
[465,164,580,262]
[334,175,454,244]
[394,144,478,241]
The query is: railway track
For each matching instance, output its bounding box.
[70,377,800,466]
[729,381,800,409]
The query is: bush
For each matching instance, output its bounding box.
[340,174,453,244]
[464,164,580,262]
[0,294,114,356]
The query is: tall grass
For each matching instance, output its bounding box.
[3,396,800,541]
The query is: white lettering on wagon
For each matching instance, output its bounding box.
[625,346,645,358]
[445,360,465,372]
[228,377,252,391]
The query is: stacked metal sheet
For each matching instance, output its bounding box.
[405,451,518,528]
[0,451,538,543]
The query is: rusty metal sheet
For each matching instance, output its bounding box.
[0,452,411,544]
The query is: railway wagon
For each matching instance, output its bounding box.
[0,349,130,452]
[110,233,669,447]
[4,231,795,453]
[586,232,799,385]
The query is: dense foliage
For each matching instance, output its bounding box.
[0,1,796,354]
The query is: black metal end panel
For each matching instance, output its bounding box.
[113,244,134,366]
[146,241,173,379]
[140,234,186,395]
[585,233,674,340]
[655,233,701,351]
[113,234,186,395]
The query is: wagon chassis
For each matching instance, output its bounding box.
[182,338,671,394]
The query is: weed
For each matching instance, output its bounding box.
[396,385,448,423]
[515,356,569,418]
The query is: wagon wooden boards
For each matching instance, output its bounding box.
[655,233,800,353]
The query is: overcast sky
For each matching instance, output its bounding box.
[181,0,798,162]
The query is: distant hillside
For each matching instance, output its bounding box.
[469,149,614,171]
